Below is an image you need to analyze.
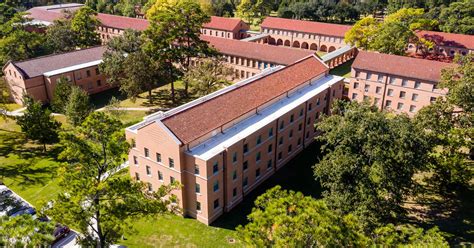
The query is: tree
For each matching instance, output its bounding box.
[51,76,73,113]
[439,0,474,35]
[314,100,431,230]
[71,6,101,48]
[0,3,16,25]
[47,112,178,247]
[104,96,126,120]
[344,17,380,50]
[0,78,10,117]
[415,54,473,190]
[183,57,234,96]
[371,21,413,55]
[16,96,60,152]
[46,18,78,53]
[64,86,92,126]
[236,186,369,247]
[236,0,272,25]
[0,215,55,247]
[145,0,215,101]
[373,224,448,247]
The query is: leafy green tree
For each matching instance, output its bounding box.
[415,54,473,190]
[71,6,101,48]
[64,86,92,126]
[236,0,272,25]
[373,224,448,247]
[51,76,73,113]
[104,96,126,120]
[439,0,474,35]
[184,57,234,96]
[46,18,78,53]
[0,78,10,117]
[145,0,215,101]
[16,96,60,151]
[344,17,380,50]
[314,100,431,229]
[47,112,178,247]
[371,21,413,55]
[0,3,16,25]
[237,186,369,247]
[0,215,55,247]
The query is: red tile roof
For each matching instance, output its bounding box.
[202,36,315,65]
[203,16,247,31]
[352,51,456,82]
[162,55,328,144]
[261,17,352,38]
[97,13,149,30]
[11,46,105,78]
[417,30,474,50]
[27,7,64,23]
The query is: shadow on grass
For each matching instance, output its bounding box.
[211,141,324,230]
[329,59,354,78]
[89,88,127,109]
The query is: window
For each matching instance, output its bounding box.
[355,71,360,78]
[278,152,282,160]
[158,171,163,181]
[256,152,261,162]
[135,172,140,181]
[298,123,303,131]
[397,102,404,110]
[316,98,320,106]
[374,98,380,105]
[144,148,149,157]
[353,82,359,89]
[307,117,311,125]
[308,103,312,111]
[306,131,310,138]
[213,181,219,192]
[389,77,396,84]
[170,176,175,183]
[376,86,382,94]
[387,89,394,96]
[290,114,294,123]
[386,100,392,108]
[133,156,138,165]
[232,170,237,180]
[243,177,248,188]
[297,138,301,146]
[279,121,284,130]
[213,162,219,174]
[279,137,283,146]
[196,201,201,211]
[399,91,406,99]
[366,72,372,80]
[364,95,369,101]
[289,130,293,138]
[268,144,273,153]
[430,97,436,102]
[86,70,91,77]
[364,85,369,92]
[256,168,261,178]
[214,199,219,209]
[156,153,161,162]
[95,68,100,75]
[268,128,273,137]
[233,188,237,197]
[131,139,136,148]
[195,183,200,193]
[87,82,93,90]
[299,108,304,116]
[415,81,421,89]
[402,79,408,87]
[169,158,174,168]
[243,144,249,153]
[410,105,416,112]
[352,93,358,99]
[378,75,384,82]
[267,159,272,169]
[147,183,153,192]
[256,135,262,145]
[232,152,237,163]
[243,161,248,171]
[97,80,101,86]
[412,93,419,101]
[146,166,151,176]
[288,145,292,153]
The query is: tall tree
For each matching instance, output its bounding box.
[373,224,448,247]
[0,3,16,25]
[314,100,431,230]
[183,57,234,96]
[236,186,369,247]
[64,86,92,126]
[46,17,78,53]
[51,76,73,113]
[16,96,61,151]
[71,6,101,48]
[344,17,380,50]
[415,54,473,190]
[0,215,55,246]
[439,0,474,35]
[47,112,178,247]
[236,0,272,25]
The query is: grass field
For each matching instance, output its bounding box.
[329,59,353,78]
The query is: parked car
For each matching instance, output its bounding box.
[53,224,71,243]
[6,204,28,216]
[10,206,36,217]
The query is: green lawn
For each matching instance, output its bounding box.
[329,59,353,78]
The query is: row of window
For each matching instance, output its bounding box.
[355,72,437,91]
[139,148,175,168]
[201,29,231,39]
[75,68,101,80]
[262,28,343,43]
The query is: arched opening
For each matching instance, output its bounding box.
[277,39,283,46]
[320,45,327,52]
[328,46,336,52]
[301,42,309,49]
[263,38,268,44]
[284,40,291,47]
[292,41,300,48]
[310,43,318,50]
[269,38,276,45]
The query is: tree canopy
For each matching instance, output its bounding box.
[0,215,55,247]
[71,6,101,48]
[183,57,234,96]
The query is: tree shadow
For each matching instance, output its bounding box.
[89,88,127,109]
[211,142,324,230]
[139,89,197,109]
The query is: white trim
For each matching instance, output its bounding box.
[43,60,102,77]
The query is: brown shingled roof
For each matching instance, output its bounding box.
[202,36,316,65]
[162,55,328,144]
[261,17,352,38]
[203,16,247,31]
[352,51,456,82]
[12,46,105,78]
[417,30,474,50]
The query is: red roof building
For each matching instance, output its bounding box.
[407,30,474,58]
